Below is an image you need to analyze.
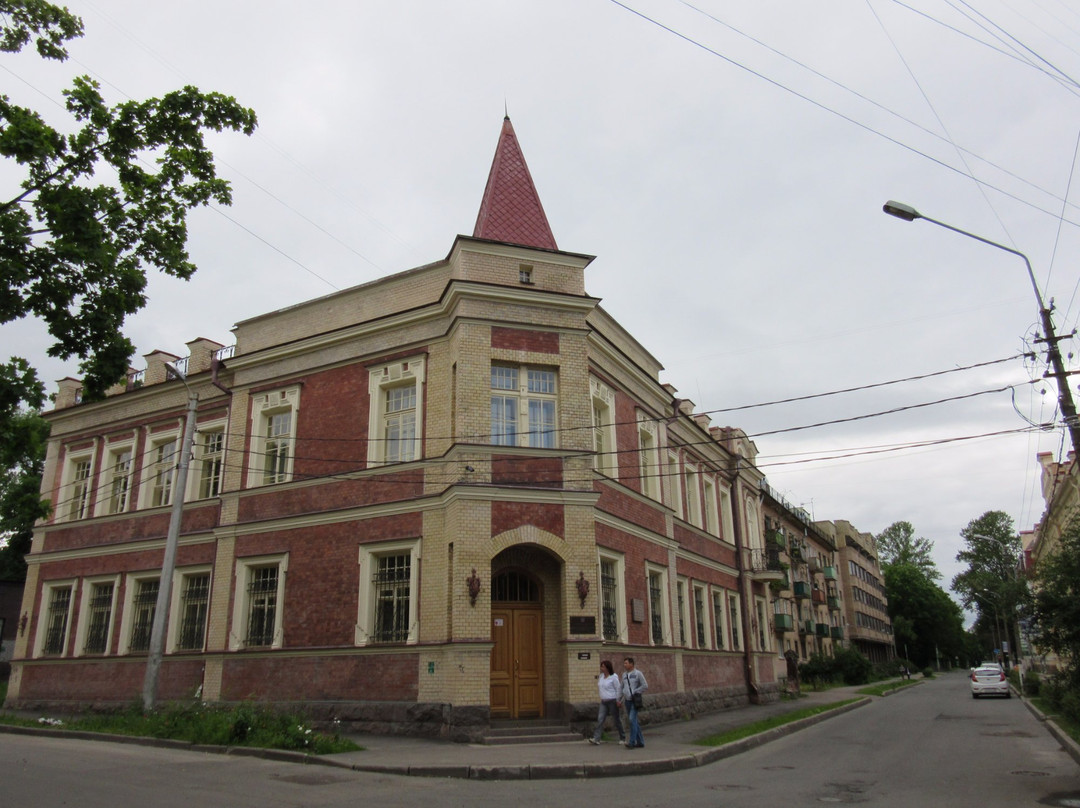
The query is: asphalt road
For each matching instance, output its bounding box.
[3,672,1078,807]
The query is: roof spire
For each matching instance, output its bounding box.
[472,116,558,251]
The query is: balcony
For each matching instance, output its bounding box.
[767,529,786,550]
[799,619,813,635]
[811,589,826,605]
[774,613,794,632]
[823,565,838,581]
[793,581,811,599]
[815,622,829,637]
[746,548,785,583]
[827,595,841,611]
[831,626,844,640]
[808,555,823,573]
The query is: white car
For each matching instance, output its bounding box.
[970,665,1010,698]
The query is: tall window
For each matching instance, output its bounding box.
[373,554,411,643]
[647,568,668,646]
[694,584,708,648]
[264,414,291,485]
[719,485,735,542]
[176,572,210,651]
[756,597,769,652]
[728,592,742,651]
[638,415,660,500]
[357,540,419,646]
[711,590,726,649]
[66,457,93,521]
[600,558,618,641]
[41,584,73,655]
[667,452,683,518]
[368,358,425,466]
[245,566,279,647]
[685,464,702,527]
[196,429,224,499]
[703,476,719,536]
[105,448,133,514]
[676,578,689,646]
[82,581,115,655]
[491,365,557,448]
[128,578,159,653]
[590,377,616,474]
[250,388,300,487]
[148,439,177,508]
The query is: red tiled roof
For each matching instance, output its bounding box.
[472,116,558,250]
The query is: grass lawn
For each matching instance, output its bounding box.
[0,700,361,755]
[856,680,920,697]
[695,698,860,747]
[1031,696,1080,745]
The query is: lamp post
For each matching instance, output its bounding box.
[142,361,198,711]
[969,533,1025,665]
[883,201,1080,454]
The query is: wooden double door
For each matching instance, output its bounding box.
[489,605,544,719]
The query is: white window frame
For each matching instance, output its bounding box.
[719,484,735,543]
[97,440,134,516]
[637,413,660,500]
[711,588,728,650]
[703,476,719,536]
[168,566,213,653]
[60,450,95,522]
[74,574,120,657]
[645,563,671,647]
[140,431,179,509]
[728,591,743,651]
[490,364,558,448]
[118,572,160,655]
[676,576,690,647]
[684,463,702,528]
[249,387,300,487]
[230,554,288,650]
[191,422,226,500]
[35,579,76,657]
[598,549,627,643]
[590,377,617,475]
[745,498,763,552]
[667,451,683,518]
[368,357,425,466]
[693,582,711,649]
[356,539,420,647]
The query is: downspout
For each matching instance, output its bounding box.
[729,458,761,704]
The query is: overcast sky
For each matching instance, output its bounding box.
[4,0,1079,603]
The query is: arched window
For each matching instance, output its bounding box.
[492,570,540,603]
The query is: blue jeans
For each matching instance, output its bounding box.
[626,700,644,747]
[592,699,625,742]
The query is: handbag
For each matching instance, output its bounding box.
[631,692,643,709]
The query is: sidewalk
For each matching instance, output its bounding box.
[314,683,876,780]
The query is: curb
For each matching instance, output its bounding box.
[1020,696,1080,768]
[0,697,872,781]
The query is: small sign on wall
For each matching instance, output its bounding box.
[578,652,591,661]
[493,618,505,627]
[569,616,596,635]
[631,598,646,623]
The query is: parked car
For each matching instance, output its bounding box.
[970,665,1010,698]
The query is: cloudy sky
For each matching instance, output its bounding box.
[4,0,1079,601]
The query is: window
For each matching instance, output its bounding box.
[368,358,425,465]
[646,565,670,646]
[357,540,420,646]
[38,582,74,656]
[599,550,626,643]
[145,437,178,508]
[231,555,287,650]
[171,570,211,652]
[638,414,660,500]
[755,596,770,652]
[676,577,690,647]
[703,476,719,536]
[590,377,616,474]
[103,446,133,515]
[745,499,762,551]
[491,365,557,448]
[712,590,726,649]
[63,454,93,521]
[719,485,735,543]
[124,577,159,654]
[684,464,701,527]
[694,583,709,648]
[728,592,743,651]
[195,428,225,499]
[667,452,683,518]
[76,578,118,656]
[250,388,300,486]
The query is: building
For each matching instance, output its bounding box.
[6,118,789,739]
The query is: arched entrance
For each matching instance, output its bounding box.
[490,569,544,719]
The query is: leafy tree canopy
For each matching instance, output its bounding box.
[952,511,1025,611]
[884,561,966,668]
[1030,514,1080,685]
[1,0,257,400]
[875,520,939,580]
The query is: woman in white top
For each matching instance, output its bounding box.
[588,660,626,744]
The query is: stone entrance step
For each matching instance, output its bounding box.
[482,719,581,745]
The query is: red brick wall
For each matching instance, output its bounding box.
[491,501,564,539]
[683,653,744,689]
[236,471,425,522]
[594,485,666,535]
[16,658,203,702]
[221,652,419,701]
[491,327,559,354]
[292,364,368,478]
[41,504,220,553]
[490,455,562,487]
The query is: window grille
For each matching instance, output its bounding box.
[84,583,114,654]
[43,587,71,655]
[246,567,278,646]
[729,594,741,650]
[178,574,210,650]
[372,554,410,643]
[601,560,618,641]
[677,582,686,646]
[648,572,664,644]
[129,579,159,653]
[695,588,707,647]
[712,592,725,649]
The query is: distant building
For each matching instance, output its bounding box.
[7,118,797,738]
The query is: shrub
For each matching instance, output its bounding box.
[833,647,873,685]
[921,667,934,678]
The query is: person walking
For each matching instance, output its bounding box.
[588,660,625,745]
[621,656,648,749]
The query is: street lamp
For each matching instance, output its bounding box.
[882,201,1080,454]
[142,361,198,711]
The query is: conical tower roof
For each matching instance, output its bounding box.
[472,116,558,250]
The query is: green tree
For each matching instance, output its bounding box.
[1030,515,1080,686]
[875,520,939,580]
[1,0,257,400]
[884,562,965,668]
